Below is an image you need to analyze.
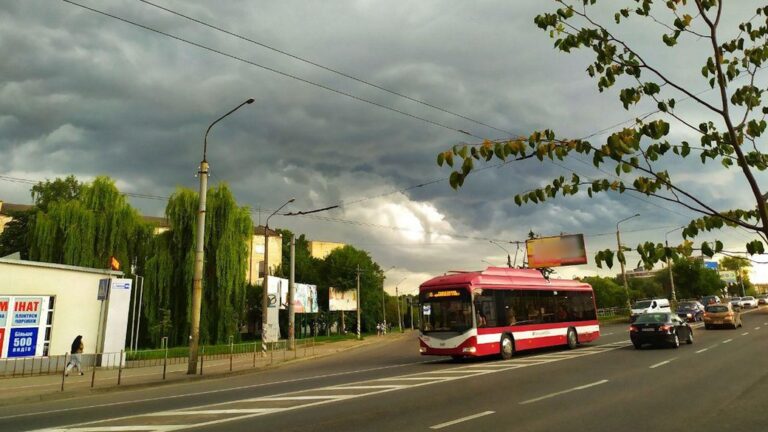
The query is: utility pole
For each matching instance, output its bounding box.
[396,286,403,333]
[261,199,294,356]
[409,297,414,331]
[188,98,254,375]
[356,265,361,340]
[288,234,296,350]
[665,227,683,304]
[490,240,512,267]
[616,214,640,312]
[738,261,746,297]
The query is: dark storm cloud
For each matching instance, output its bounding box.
[2,0,766,290]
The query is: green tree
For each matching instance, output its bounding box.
[28,176,152,270]
[437,1,768,268]
[31,175,83,212]
[319,245,384,333]
[274,229,323,285]
[656,259,724,299]
[143,184,251,347]
[719,255,754,295]
[582,276,627,308]
[0,209,32,259]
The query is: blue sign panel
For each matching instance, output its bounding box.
[704,261,718,270]
[7,328,39,358]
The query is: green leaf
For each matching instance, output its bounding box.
[437,152,445,166]
[701,241,714,257]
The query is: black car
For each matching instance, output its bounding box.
[630,312,693,349]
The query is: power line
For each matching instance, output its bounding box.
[135,0,515,138]
[62,0,489,142]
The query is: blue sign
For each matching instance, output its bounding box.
[704,261,719,270]
[7,328,39,358]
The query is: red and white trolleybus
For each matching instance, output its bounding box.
[418,267,599,359]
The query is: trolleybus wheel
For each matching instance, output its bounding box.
[500,334,514,360]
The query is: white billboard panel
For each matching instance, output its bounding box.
[329,288,357,311]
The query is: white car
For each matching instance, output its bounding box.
[630,298,671,322]
[729,297,744,308]
[741,296,757,308]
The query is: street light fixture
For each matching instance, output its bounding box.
[665,226,685,304]
[188,98,254,375]
[261,198,295,354]
[490,240,512,268]
[616,213,640,311]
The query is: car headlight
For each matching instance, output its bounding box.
[686,313,692,317]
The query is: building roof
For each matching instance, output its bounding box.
[0,201,33,215]
[254,225,281,237]
[142,215,170,227]
[0,257,123,276]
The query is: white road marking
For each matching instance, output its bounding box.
[34,344,630,432]
[649,359,676,369]
[430,411,495,429]
[0,360,439,420]
[741,332,749,336]
[755,327,760,330]
[601,332,614,336]
[695,348,709,354]
[327,385,405,390]
[150,409,278,415]
[723,338,733,344]
[519,379,608,405]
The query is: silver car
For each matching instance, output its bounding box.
[741,296,757,308]
[729,297,743,309]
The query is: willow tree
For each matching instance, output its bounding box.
[438,0,768,269]
[143,184,251,346]
[28,176,153,270]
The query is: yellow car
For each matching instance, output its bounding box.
[703,303,742,329]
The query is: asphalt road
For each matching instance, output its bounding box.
[3,308,767,432]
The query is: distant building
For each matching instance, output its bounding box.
[626,267,661,279]
[0,201,32,234]
[308,240,345,260]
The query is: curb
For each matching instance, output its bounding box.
[0,332,414,407]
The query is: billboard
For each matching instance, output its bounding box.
[11,297,42,327]
[719,271,737,283]
[526,234,588,268]
[0,297,8,327]
[704,261,719,270]
[7,328,39,358]
[329,288,357,311]
[291,284,318,313]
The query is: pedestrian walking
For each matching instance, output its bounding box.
[65,335,84,376]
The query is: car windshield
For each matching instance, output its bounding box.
[633,300,652,309]
[744,296,755,300]
[706,305,728,313]
[635,313,669,323]
[679,302,696,309]
[731,297,742,301]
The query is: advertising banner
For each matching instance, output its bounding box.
[526,234,588,268]
[264,289,280,343]
[7,327,39,358]
[293,284,318,313]
[0,328,5,358]
[11,297,43,327]
[329,288,357,311]
[719,271,737,283]
[0,297,8,327]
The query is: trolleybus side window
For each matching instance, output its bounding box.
[473,289,498,328]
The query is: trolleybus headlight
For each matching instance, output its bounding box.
[462,347,477,353]
[419,347,427,353]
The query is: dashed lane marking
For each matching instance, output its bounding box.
[430,411,495,430]
[755,327,761,330]
[34,342,630,432]
[723,339,733,344]
[649,359,675,369]
[695,348,709,354]
[519,379,609,405]
[741,332,750,336]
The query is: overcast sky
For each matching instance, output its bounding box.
[2,0,767,292]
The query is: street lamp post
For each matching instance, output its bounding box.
[261,198,295,355]
[616,213,640,311]
[188,98,254,375]
[381,266,395,334]
[394,277,408,333]
[490,241,512,268]
[665,226,684,304]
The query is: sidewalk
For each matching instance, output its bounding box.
[0,332,412,406]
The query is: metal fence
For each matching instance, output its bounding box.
[0,337,316,385]
[596,307,629,318]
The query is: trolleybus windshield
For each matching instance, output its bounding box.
[420,289,472,333]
